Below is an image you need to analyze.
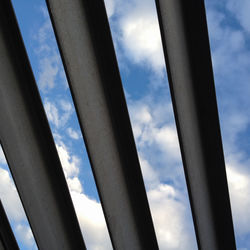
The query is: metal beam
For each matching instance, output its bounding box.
[0,239,4,250]
[0,1,86,249]
[0,201,19,250]
[155,0,236,249]
[46,0,158,249]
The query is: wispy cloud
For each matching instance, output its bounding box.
[55,138,112,249]
[0,162,37,248]
[0,146,5,164]
[127,96,197,249]
[67,127,81,140]
[104,0,116,18]
[44,99,73,128]
[109,0,165,76]
[148,184,197,250]
[226,0,250,33]
[0,168,25,222]
[15,224,36,249]
[32,8,67,92]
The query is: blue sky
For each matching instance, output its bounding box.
[1,0,250,249]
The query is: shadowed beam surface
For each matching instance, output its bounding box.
[0,1,86,249]
[155,0,236,249]
[46,0,159,249]
[0,201,19,250]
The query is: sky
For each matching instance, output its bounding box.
[1,0,250,249]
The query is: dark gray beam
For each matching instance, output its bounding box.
[0,1,86,249]
[46,0,158,249]
[0,201,19,250]
[0,239,4,250]
[155,0,236,249]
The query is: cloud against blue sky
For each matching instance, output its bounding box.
[1,0,250,249]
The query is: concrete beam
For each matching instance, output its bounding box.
[155,0,236,249]
[0,1,86,249]
[46,0,158,249]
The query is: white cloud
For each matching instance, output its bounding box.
[33,18,59,90]
[71,191,112,250]
[112,0,165,75]
[104,0,115,18]
[0,167,37,248]
[67,177,83,193]
[226,0,250,33]
[59,100,74,126]
[32,9,67,92]
[67,127,81,140]
[227,165,250,235]
[147,184,196,250]
[56,141,80,178]
[54,139,112,249]
[15,224,37,249]
[0,168,25,222]
[220,113,249,155]
[44,99,73,128]
[153,125,180,160]
[139,157,159,189]
[139,157,197,250]
[127,97,197,249]
[205,5,250,116]
[38,54,60,90]
[44,100,60,127]
[137,122,180,162]
[0,146,6,164]
[59,99,71,110]
[128,97,182,184]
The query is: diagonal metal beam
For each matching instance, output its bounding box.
[0,201,19,250]
[155,0,236,249]
[0,1,86,249]
[46,0,159,249]
[0,238,4,250]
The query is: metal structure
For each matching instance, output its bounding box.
[46,0,158,249]
[155,0,236,249]
[0,1,85,249]
[0,201,19,250]
[0,0,237,249]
